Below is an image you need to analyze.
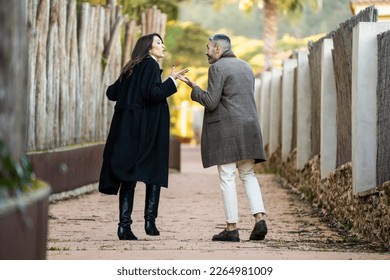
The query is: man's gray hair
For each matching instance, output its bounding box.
[209,34,231,51]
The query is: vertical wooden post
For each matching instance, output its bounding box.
[0,0,28,160]
[27,0,38,151]
[46,0,60,149]
[34,0,50,150]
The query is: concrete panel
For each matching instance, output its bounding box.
[269,68,282,155]
[254,78,262,121]
[352,22,390,194]
[260,71,272,146]
[296,51,312,169]
[320,39,337,179]
[281,59,297,160]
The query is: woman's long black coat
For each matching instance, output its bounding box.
[99,57,177,195]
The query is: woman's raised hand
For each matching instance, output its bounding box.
[170,65,189,80]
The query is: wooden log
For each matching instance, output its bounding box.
[67,0,78,145]
[102,15,124,62]
[106,0,117,6]
[34,0,50,150]
[146,8,153,34]
[27,0,39,151]
[96,6,106,142]
[76,3,90,143]
[122,19,136,66]
[109,1,116,29]
[46,0,60,149]
[58,0,69,146]
[141,12,146,35]
[152,6,158,33]
[115,4,122,21]
[0,0,28,160]
[101,7,111,139]
[103,6,111,45]
[83,6,96,142]
[160,13,167,40]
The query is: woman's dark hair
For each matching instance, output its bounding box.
[119,32,163,80]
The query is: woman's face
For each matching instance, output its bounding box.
[150,36,165,59]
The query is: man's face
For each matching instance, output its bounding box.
[206,40,220,64]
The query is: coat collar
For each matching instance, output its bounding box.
[147,55,163,73]
[220,50,236,58]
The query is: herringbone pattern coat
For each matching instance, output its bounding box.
[191,53,267,168]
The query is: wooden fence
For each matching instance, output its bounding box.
[27,0,167,152]
[260,6,383,188]
[377,30,390,186]
[256,6,389,244]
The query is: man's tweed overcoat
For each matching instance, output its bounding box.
[191,52,267,168]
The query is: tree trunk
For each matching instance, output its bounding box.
[0,0,28,161]
[263,0,278,71]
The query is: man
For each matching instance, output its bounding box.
[179,34,268,242]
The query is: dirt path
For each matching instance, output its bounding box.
[46,145,389,260]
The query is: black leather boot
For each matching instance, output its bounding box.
[118,181,137,240]
[144,184,161,236]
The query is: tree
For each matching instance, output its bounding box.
[239,0,322,70]
[78,0,185,22]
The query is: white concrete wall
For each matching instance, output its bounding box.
[296,51,312,170]
[254,78,262,122]
[269,68,282,155]
[351,22,390,194]
[320,39,337,179]
[281,59,297,161]
[260,71,272,147]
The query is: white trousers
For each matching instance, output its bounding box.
[217,159,266,223]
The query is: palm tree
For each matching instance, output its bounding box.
[239,0,322,70]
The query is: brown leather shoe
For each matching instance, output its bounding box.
[212,229,240,242]
[249,220,268,241]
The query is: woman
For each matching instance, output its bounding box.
[99,33,188,240]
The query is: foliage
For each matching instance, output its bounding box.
[77,0,185,22]
[179,0,352,39]
[0,140,35,197]
[239,0,322,17]
[180,0,262,39]
[120,0,180,22]
[163,22,211,69]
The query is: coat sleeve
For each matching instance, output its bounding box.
[106,78,120,101]
[191,64,223,111]
[139,59,177,103]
